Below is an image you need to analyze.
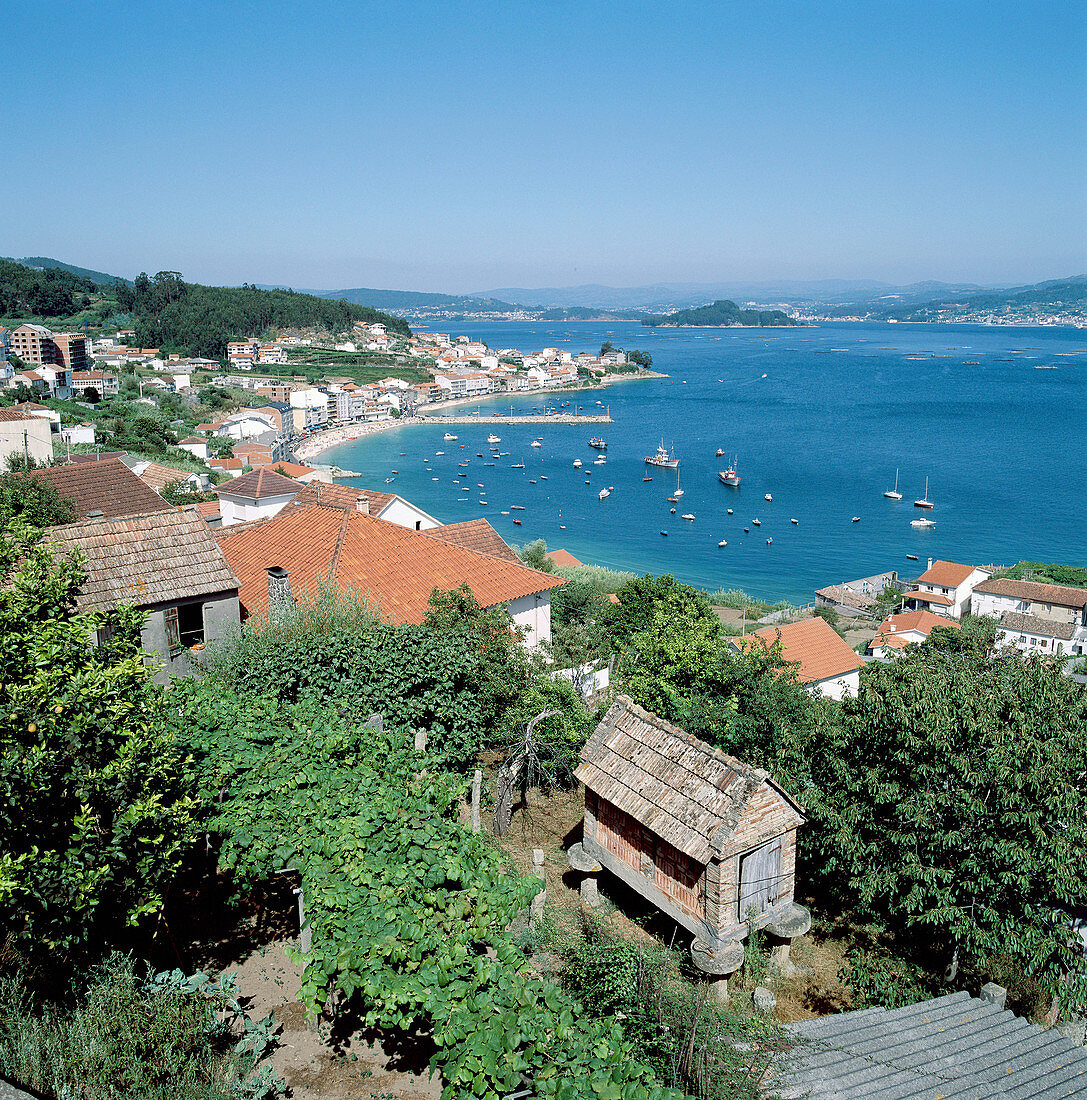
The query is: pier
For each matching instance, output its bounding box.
[416,413,612,424]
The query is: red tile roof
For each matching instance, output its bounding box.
[421,519,521,564]
[546,548,584,569]
[737,616,864,683]
[215,505,564,623]
[906,590,953,607]
[215,468,300,499]
[871,610,958,649]
[917,560,978,588]
[285,481,399,516]
[25,459,172,520]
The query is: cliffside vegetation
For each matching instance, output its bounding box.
[642,299,796,327]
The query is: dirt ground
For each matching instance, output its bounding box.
[497,789,856,1025]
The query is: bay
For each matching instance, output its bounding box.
[320,320,1086,604]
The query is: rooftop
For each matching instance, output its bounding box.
[999,611,1077,641]
[905,589,953,607]
[215,467,301,500]
[871,610,958,649]
[917,559,980,588]
[215,504,564,624]
[780,990,1087,1099]
[138,462,198,492]
[46,510,239,613]
[546,548,584,569]
[422,518,522,564]
[737,617,864,684]
[25,459,172,520]
[973,576,1087,610]
[574,696,803,864]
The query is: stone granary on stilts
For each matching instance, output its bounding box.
[570,696,811,1002]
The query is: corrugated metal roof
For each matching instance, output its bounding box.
[780,991,1087,1098]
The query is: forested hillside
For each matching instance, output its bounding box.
[0,258,99,318]
[116,271,411,359]
[642,299,797,327]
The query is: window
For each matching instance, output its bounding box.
[164,602,205,654]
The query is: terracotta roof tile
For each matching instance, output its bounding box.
[973,577,1087,610]
[546,548,583,569]
[917,560,978,588]
[738,616,864,683]
[215,467,301,499]
[47,510,239,613]
[421,519,521,564]
[138,462,198,492]
[215,505,564,624]
[871,610,957,649]
[905,590,953,607]
[23,459,172,520]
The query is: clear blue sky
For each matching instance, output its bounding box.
[4,0,1084,291]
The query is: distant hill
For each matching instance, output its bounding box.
[0,258,102,319]
[5,256,131,287]
[321,287,531,314]
[114,272,411,359]
[642,299,797,328]
[537,306,636,321]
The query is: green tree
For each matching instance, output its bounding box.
[600,341,615,356]
[825,645,1087,1012]
[628,349,653,369]
[0,523,198,966]
[603,572,716,655]
[515,538,555,574]
[0,472,76,529]
[84,386,101,404]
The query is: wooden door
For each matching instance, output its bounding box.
[738,837,782,921]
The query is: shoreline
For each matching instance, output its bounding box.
[296,371,661,460]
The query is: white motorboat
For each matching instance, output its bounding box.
[884,468,903,500]
[598,487,611,499]
[718,539,727,547]
[573,458,582,468]
[444,433,458,441]
[764,493,772,502]
[911,517,936,528]
[594,456,606,464]
[488,434,501,444]
[682,513,695,520]
[531,440,542,447]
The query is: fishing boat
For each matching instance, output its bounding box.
[645,442,679,469]
[910,517,936,529]
[884,468,903,500]
[598,488,611,500]
[573,459,582,468]
[764,493,772,502]
[914,478,934,509]
[716,448,725,457]
[718,460,741,486]
[487,434,501,444]
[443,433,458,441]
[588,437,607,449]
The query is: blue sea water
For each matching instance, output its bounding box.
[321,321,1086,604]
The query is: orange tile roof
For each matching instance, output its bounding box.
[917,560,977,588]
[215,505,564,623]
[906,590,953,607]
[215,468,300,499]
[262,461,317,479]
[871,610,958,649]
[546,548,584,569]
[738,616,864,683]
[421,519,521,564]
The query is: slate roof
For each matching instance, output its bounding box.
[737,617,864,684]
[26,459,172,520]
[47,510,239,613]
[422,519,521,564]
[973,577,1087,610]
[574,696,803,863]
[999,611,1077,641]
[215,504,563,624]
[215,467,300,500]
[780,990,1087,1099]
[916,559,979,588]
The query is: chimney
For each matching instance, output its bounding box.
[356,496,370,515]
[927,558,933,571]
[266,566,293,619]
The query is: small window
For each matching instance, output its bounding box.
[165,603,205,653]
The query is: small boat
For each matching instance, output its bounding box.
[479,501,488,506]
[911,517,936,528]
[559,524,566,529]
[598,488,611,499]
[477,483,485,488]
[477,453,484,458]
[487,434,501,443]
[744,527,749,533]
[645,441,679,469]
[727,508,733,515]
[384,477,394,483]
[643,476,653,482]
[511,505,525,510]
[594,456,606,465]
[529,479,536,484]
[906,553,919,561]
[718,461,741,486]
[588,437,607,449]
[718,540,727,547]
[670,508,676,514]
[791,518,798,525]
[435,451,444,456]
[511,463,525,469]
[766,538,773,545]
[682,513,695,521]
[914,477,934,509]
[764,493,772,502]
[852,516,860,523]
[660,530,668,536]
[716,448,725,457]
[459,462,469,467]
[431,477,439,481]
[753,518,761,527]
[444,433,458,441]
[500,510,509,515]
[884,468,903,500]
[392,469,399,474]
[512,518,521,525]
[540,475,548,480]
[585,480,591,484]
[531,440,542,447]
[668,495,679,503]
[573,459,582,468]
[484,462,495,466]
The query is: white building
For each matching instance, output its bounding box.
[0,407,54,466]
[972,577,1087,657]
[216,468,301,526]
[866,610,958,660]
[902,559,991,619]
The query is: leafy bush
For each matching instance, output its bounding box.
[0,954,283,1099]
